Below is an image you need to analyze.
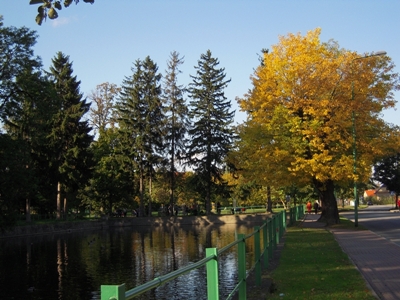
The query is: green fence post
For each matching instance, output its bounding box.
[282,210,286,231]
[278,212,282,239]
[292,207,295,224]
[206,248,219,300]
[276,213,279,236]
[237,233,247,300]
[263,221,268,269]
[101,284,126,300]
[272,215,276,249]
[254,226,261,286]
[268,218,273,258]
[278,212,281,238]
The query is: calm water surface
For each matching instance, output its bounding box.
[0,222,261,300]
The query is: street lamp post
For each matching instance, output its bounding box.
[352,51,386,227]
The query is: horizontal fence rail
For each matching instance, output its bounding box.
[101,205,305,300]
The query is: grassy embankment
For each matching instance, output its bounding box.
[266,217,376,300]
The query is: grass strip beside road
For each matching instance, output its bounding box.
[268,222,375,299]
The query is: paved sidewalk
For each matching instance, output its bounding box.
[302,213,400,300]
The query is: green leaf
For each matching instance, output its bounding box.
[30,0,44,4]
[48,7,58,19]
[83,0,95,3]
[35,13,44,25]
[54,1,62,10]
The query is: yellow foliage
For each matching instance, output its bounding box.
[237,28,400,188]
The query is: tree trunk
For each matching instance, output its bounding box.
[314,179,339,225]
[206,180,211,215]
[148,174,152,217]
[25,198,31,222]
[266,186,273,213]
[63,197,67,220]
[139,167,144,217]
[170,136,175,209]
[57,181,61,220]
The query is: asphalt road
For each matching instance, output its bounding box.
[341,204,400,246]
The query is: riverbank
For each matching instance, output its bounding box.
[1,212,272,239]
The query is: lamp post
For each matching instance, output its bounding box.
[352,51,386,227]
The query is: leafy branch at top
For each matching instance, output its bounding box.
[29,0,94,25]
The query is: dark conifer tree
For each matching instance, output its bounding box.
[118,56,164,216]
[48,52,93,219]
[163,51,189,209]
[187,50,235,214]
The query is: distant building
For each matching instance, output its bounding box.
[363,185,392,200]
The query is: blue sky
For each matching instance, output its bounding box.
[2,1,400,125]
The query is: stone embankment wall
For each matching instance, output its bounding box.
[1,213,270,239]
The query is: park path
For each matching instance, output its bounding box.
[303,213,400,300]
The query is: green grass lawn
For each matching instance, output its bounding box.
[268,222,375,299]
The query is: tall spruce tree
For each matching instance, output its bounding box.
[118,56,164,216]
[163,51,189,209]
[187,50,235,214]
[48,52,93,219]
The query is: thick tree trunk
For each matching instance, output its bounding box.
[314,179,340,225]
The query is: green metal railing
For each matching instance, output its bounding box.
[101,206,304,300]
[288,204,305,226]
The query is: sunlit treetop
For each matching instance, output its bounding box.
[29,0,94,25]
[238,28,400,186]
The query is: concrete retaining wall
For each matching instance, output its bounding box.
[1,213,271,239]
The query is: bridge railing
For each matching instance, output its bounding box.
[101,205,304,300]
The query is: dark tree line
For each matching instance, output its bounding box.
[0,19,236,230]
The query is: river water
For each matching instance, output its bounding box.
[0,222,261,300]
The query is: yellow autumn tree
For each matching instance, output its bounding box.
[238,28,400,224]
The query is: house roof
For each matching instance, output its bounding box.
[365,190,375,197]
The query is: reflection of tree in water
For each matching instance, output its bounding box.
[0,223,260,299]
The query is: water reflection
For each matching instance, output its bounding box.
[0,222,261,300]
